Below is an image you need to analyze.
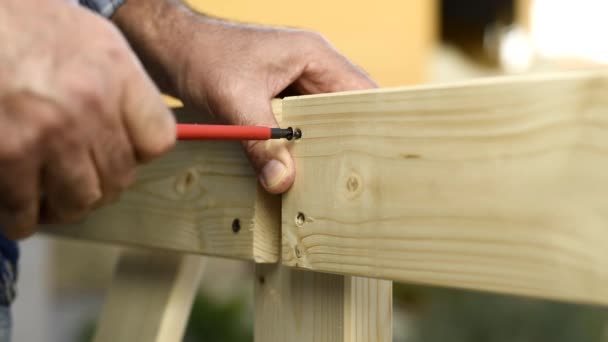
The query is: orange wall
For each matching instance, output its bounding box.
[184,0,437,86]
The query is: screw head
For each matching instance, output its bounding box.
[231,218,241,233]
[294,128,302,140]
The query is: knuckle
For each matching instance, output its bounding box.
[78,188,103,213]
[242,140,269,167]
[207,80,247,119]
[0,132,37,162]
[37,107,68,139]
[67,78,105,114]
[244,139,265,156]
[0,98,45,160]
[55,192,101,223]
[104,42,132,66]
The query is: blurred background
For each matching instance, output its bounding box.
[14,0,608,341]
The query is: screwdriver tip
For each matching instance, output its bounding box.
[271,127,302,140]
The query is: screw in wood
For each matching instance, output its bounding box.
[231,218,241,233]
[293,128,302,140]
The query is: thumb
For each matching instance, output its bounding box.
[233,100,295,194]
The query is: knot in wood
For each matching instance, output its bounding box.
[174,168,199,195]
[345,173,363,199]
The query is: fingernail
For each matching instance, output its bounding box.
[261,159,287,190]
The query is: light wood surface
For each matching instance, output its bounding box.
[344,276,393,342]
[93,249,205,342]
[254,265,392,342]
[50,108,280,262]
[281,70,608,305]
[517,0,534,30]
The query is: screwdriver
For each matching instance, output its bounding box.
[176,124,302,141]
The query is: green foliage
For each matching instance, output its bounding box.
[183,291,253,342]
[76,290,253,342]
[77,283,608,342]
[395,284,608,342]
[77,318,96,342]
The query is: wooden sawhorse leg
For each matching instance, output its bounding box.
[93,249,205,342]
[255,265,392,342]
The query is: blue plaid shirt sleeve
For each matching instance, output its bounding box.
[79,0,126,18]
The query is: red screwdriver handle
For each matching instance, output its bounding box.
[177,124,272,140]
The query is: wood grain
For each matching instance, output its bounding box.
[49,108,280,262]
[344,277,393,342]
[254,265,392,342]
[281,70,608,305]
[93,249,205,342]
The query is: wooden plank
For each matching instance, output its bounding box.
[281,70,608,305]
[49,107,281,262]
[254,265,392,342]
[93,249,205,342]
[517,0,533,30]
[344,276,393,342]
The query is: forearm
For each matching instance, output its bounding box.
[112,0,196,95]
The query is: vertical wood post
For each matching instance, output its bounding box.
[93,249,205,342]
[255,264,392,342]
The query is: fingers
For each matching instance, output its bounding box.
[243,30,375,193]
[244,139,295,194]
[243,102,295,194]
[53,66,137,209]
[121,56,176,162]
[89,122,137,207]
[0,102,42,239]
[218,92,295,194]
[39,149,102,224]
[14,93,104,223]
[320,59,378,92]
[0,152,41,240]
[0,4,176,238]
[294,31,378,94]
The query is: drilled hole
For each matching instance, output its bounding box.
[231,218,241,233]
[295,212,306,226]
[258,276,265,285]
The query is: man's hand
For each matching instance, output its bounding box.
[114,1,377,194]
[0,0,176,239]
